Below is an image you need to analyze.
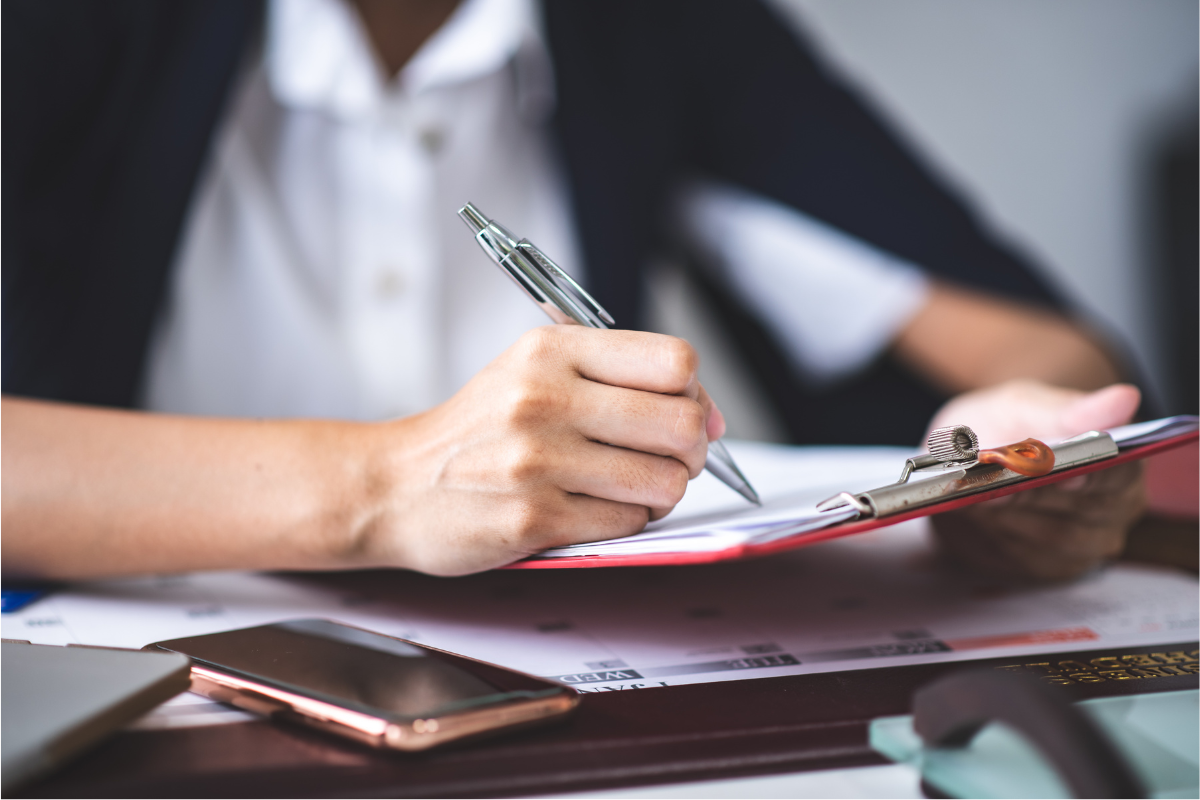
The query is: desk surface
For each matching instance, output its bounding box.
[20,641,1198,798]
[559,763,923,799]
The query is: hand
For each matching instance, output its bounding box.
[353,326,725,576]
[927,380,1145,581]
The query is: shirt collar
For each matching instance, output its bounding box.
[266,0,553,119]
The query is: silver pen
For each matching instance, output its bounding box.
[458,202,761,505]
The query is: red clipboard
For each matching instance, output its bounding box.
[506,422,1198,570]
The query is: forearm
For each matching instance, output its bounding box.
[2,328,724,580]
[892,282,1121,394]
[1,396,382,580]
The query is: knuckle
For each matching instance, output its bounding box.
[659,337,698,390]
[658,459,690,505]
[501,382,557,428]
[517,326,563,362]
[621,503,652,535]
[498,441,545,485]
[671,400,706,449]
[510,501,551,545]
[597,502,650,538]
[629,456,688,507]
[609,454,687,507]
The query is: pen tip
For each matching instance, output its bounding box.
[736,481,762,506]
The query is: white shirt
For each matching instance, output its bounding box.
[678,180,930,386]
[144,0,577,420]
[143,0,928,420]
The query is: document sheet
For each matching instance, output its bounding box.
[5,450,1196,731]
[533,441,887,558]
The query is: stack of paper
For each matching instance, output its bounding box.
[534,444,906,559]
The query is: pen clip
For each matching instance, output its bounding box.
[458,202,616,329]
[518,243,615,329]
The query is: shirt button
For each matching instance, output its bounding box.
[418,127,445,156]
[375,270,406,299]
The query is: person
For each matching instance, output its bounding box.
[2,0,1144,581]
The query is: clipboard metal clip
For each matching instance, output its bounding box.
[896,424,981,484]
[817,426,1118,521]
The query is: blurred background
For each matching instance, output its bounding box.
[650,0,1198,442]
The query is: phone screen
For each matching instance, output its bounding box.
[157,619,545,720]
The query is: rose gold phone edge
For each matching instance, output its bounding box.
[146,623,581,752]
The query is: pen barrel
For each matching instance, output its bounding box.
[463,217,577,325]
[459,202,612,329]
[499,250,593,327]
[458,201,758,504]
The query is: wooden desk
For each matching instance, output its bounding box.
[21,641,1198,798]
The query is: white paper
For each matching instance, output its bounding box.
[537,442,909,557]
[1107,415,1198,447]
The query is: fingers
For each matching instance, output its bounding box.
[927,379,1077,448]
[395,328,727,576]
[1002,462,1145,519]
[556,494,653,545]
[573,381,709,477]
[520,326,702,397]
[423,493,652,574]
[949,505,1127,580]
[927,379,1143,450]
[512,325,721,478]
[937,518,1123,581]
[556,441,691,510]
[1059,383,1140,433]
[489,492,653,558]
[698,384,726,441]
[931,462,1145,581]
[510,492,652,552]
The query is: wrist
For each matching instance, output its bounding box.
[323,417,417,571]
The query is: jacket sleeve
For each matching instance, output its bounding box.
[675,0,1065,309]
[2,0,257,407]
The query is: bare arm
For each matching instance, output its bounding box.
[2,397,380,579]
[3,327,723,581]
[893,281,1121,393]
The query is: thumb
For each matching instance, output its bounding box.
[1058,383,1140,435]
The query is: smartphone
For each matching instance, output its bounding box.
[146,619,579,751]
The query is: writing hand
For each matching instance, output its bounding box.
[355,326,724,575]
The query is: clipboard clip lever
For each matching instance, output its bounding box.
[816,426,1107,521]
[896,425,981,484]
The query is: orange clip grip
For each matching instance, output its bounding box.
[977,438,1055,477]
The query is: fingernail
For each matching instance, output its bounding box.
[707,405,727,441]
[1059,384,1141,433]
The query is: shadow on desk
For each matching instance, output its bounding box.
[1123,514,1199,574]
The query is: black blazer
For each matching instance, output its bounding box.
[2,0,1064,444]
